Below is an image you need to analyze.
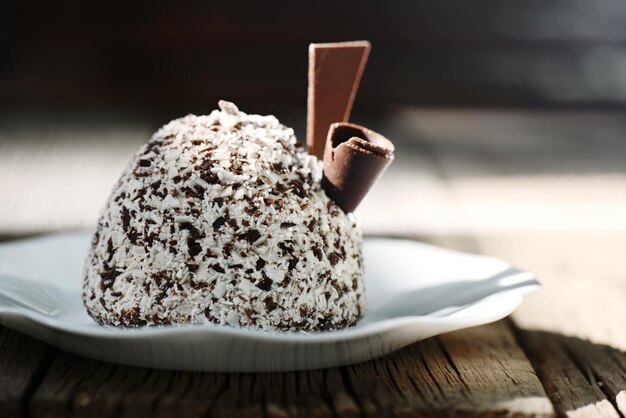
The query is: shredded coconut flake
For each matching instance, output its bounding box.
[83,101,365,331]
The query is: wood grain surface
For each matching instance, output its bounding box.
[21,320,553,418]
[0,328,54,418]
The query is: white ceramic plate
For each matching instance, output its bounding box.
[0,232,539,372]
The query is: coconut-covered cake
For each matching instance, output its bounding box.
[83,101,365,331]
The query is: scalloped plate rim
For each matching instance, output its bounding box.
[0,231,537,371]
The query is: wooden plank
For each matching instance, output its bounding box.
[206,373,264,418]
[30,352,216,418]
[566,339,626,416]
[0,326,53,418]
[29,354,347,418]
[344,320,553,417]
[29,351,115,418]
[152,372,226,418]
[517,331,624,418]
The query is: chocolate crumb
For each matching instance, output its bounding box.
[106,238,114,262]
[120,307,141,324]
[202,172,219,184]
[223,242,233,257]
[290,180,306,199]
[287,257,299,272]
[127,228,139,244]
[238,229,261,244]
[210,264,226,274]
[187,238,202,256]
[278,241,293,256]
[328,252,341,266]
[212,216,226,229]
[100,268,122,291]
[194,184,205,196]
[256,275,273,291]
[263,296,278,311]
[121,207,131,231]
[190,280,208,289]
[313,246,323,260]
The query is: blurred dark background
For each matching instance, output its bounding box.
[2,0,626,237]
[3,0,626,117]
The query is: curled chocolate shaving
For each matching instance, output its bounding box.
[322,123,394,213]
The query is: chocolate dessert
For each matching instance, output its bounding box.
[83,41,394,331]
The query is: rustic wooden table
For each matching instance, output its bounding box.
[0,106,624,417]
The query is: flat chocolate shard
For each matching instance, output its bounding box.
[307,41,371,160]
[322,123,394,213]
